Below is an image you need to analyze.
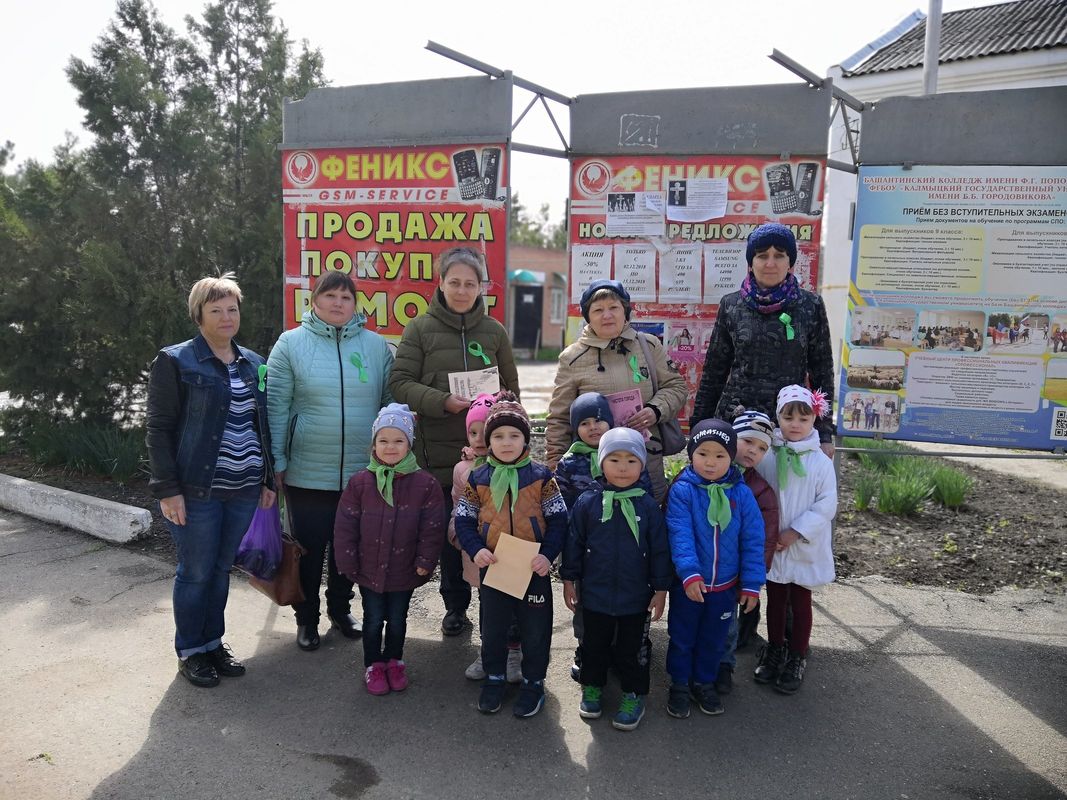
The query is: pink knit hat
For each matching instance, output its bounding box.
[465,393,495,431]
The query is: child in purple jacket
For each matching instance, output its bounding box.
[334,403,444,695]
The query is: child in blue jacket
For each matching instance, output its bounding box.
[561,428,672,732]
[665,419,765,719]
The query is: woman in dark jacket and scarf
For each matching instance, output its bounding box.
[690,223,836,457]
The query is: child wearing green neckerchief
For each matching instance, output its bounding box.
[664,419,766,720]
[561,428,671,732]
[453,393,567,719]
[333,403,444,698]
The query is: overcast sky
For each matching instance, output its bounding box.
[4,0,997,218]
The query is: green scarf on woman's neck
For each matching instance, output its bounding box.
[601,487,646,542]
[366,452,419,506]
[775,444,807,489]
[488,453,532,511]
[565,440,601,478]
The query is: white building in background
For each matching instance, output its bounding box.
[822,0,1067,364]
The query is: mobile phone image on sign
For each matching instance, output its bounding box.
[453,149,483,200]
[765,163,798,214]
[480,147,501,200]
[795,162,819,215]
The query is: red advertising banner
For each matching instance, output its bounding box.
[568,154,825,426]
[282,144,509,339]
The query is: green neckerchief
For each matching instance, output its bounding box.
[488,453,532,511]
[704,480,734,531]
[601,487,646,543]
[775,444,808,489]
[472,454,488,468]
[779,312,795,341]
[366,452,419,506]
[565,440,601,478]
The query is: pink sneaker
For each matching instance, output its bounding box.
[365,663,389,695]
[386,658,409,692]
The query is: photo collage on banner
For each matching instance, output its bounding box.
[281,144,509,339]
[568,155,825,427]
[840,165,1067,449]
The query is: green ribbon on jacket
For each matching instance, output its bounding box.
[257,364,268,392]
[775,445,808,489]
[704,481,734,531]
[779,312,795,341]
[601,487,646,543]
[350,353,368,382]
[564,440,601,478]
[467,341,490,366]
[487,453,532,511]
[628,354,644,383]
[366,452,420,506]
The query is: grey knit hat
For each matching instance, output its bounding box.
[372,403,416,446]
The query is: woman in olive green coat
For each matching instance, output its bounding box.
[388,246,520,635]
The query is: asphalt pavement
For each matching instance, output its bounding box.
[1,509,1065,800]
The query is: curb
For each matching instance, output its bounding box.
[0,472,151,544]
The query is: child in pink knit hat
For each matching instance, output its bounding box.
[447,393,523,683]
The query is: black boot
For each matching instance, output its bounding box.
[753,643,787,684]
[328,612,362,639]
[775,652,806,695]
[296,624,320,651]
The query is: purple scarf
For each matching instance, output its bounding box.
[740,271,800,315]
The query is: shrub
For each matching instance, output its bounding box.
[887,455,938,486]
[25,420,146,482]
[853,470,879,511]
[931,466,974,509]
[876,473,932,516]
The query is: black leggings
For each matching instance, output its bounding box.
[286,486,355,626]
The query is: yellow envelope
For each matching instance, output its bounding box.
[482,532,541,600]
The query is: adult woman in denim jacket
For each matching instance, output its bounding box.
[146,274,276,688]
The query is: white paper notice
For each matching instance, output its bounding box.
[702,243,748,302]
[606,191,666,237]
[659,245,702,304]
[447,367,500,401]
[667,178,729,222]
[905,354,1043,413]
[613,244,657,302]
[570,246,612,303]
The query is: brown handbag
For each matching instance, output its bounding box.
[248,499,306,606]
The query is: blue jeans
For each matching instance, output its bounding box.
[164,486,259,658]
[361,588,414,668]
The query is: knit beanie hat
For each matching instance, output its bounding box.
[570,391,615,433]
[372,403,416,446]
[746,222,797,267]
[483,391,531,445]
[579,279,632,321]
[732,410,774,446]
[465,393,495,431]
[597,427,647,469]
[687,419,737,461]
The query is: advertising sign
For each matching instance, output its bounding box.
[568,154,826,426]
[840,165,1067,449]
[282,144,508,339]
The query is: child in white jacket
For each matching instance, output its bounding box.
[753,385,837,695]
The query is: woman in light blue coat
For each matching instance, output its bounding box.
[267,272,393,651]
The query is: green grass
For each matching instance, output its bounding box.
[853,470,879,511]
[876,472,933,516]
[930,466,974,509]
[25,421,146,482]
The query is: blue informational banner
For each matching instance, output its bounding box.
[839,165,1067,450]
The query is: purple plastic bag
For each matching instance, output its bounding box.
[235,505,283,580]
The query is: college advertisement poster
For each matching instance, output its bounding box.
[281,144,508,339]
[840,165,1067,449]
[568,154,826,427]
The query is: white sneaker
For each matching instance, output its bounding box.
[465,656,486,681]
[506,647,523,684]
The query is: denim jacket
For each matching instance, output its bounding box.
[146,334,274,500]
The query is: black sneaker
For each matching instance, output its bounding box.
[513,680,545,718]
[753,643,787,684]
[178,653,219,688]
[713,664,733,695]
[206,643,245,677]
[478,678,506,714]
[666,682,691,719]
[690,682,725,715]
[774,652,806,695]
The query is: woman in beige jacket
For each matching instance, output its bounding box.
[546,280,687,502]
